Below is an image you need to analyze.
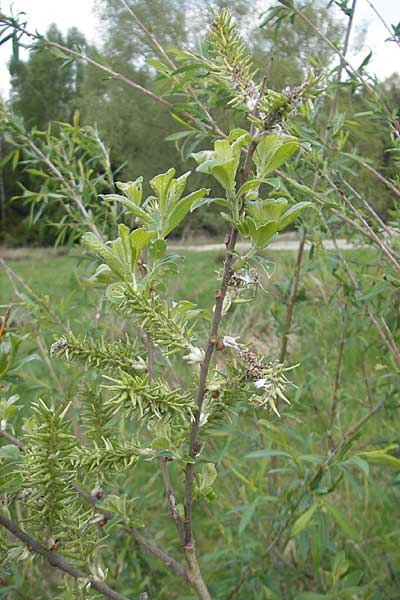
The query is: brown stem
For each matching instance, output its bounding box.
[0,427,24,449]
[159,457,185,544]
[0,514,130,600]
[181,137,258,599]
[279,230,306,362]
[74,483,189,583]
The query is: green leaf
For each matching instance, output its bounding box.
[246,449,291,458]
[247,198,289,222]
[291,503,318,536]
[129,228,154,263]
[0,445,24,494]
[0,445,22,460]
[246,217,278,248]
[236,178,264,198]
[277,202,314,230]
[150,168,176,214]
[190,196,230,212]
[357,445,400,469]
[165,130,193,142]
[200,463,217,490]
[149,239,167,260]
[253,133,299,177]
[162,188,208,236]
[82,233,126,278]
[239,498,259,534]
[191,130,250,193]
[341,456,369,478]
[116,178,143,204]
[101,194,152,224]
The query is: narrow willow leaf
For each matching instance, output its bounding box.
[291,503,318,537]
[239,498,259,534]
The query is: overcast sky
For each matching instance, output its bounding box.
[0,0,399,98]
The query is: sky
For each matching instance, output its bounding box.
[0,0,399,98]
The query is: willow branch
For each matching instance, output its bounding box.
[0,430,189,584]
[74,483,189,583]
[118,0,225,137]
[319,212,400,367]
[289,2,400,133]
[0,427,24,449]
[0,514,130,600]
[159,457,185,544]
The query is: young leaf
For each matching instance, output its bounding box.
[162,188,208,236]
[253,133,299,177]
[277,201,314,230]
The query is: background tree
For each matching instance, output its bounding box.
[9,24,87,129]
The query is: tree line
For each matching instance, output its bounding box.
[0,0,399,245]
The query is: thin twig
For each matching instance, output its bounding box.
[118,0,225,138]
[327,308,347,450]
[159,457,185,544]
[289,3,400,133]
[322,172,400,274]
[1,259,67,331]
[320,211,400,366]
[74,483,189,583]
[0,16,215,134]
[357,159,400,201]
[0,427,24,449]
[364,0,400,50]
